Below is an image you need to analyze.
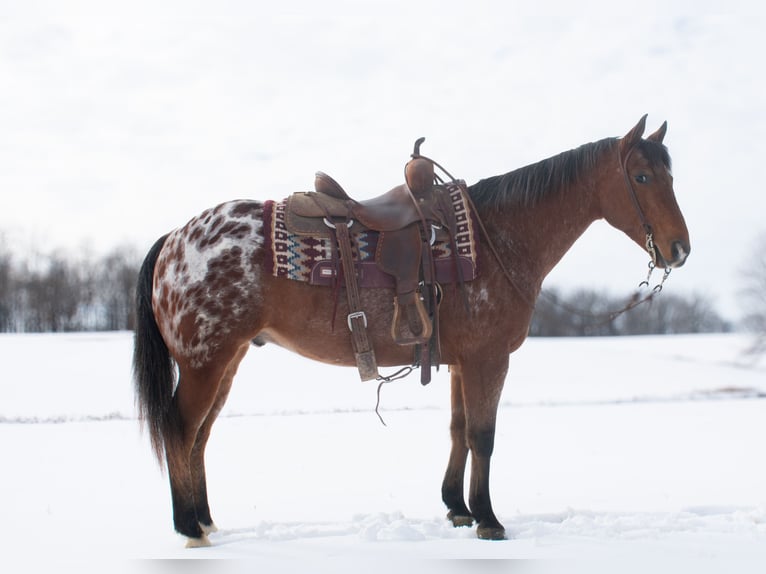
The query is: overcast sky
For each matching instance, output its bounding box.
[1,0,764,319]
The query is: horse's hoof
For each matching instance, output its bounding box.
[447,511,474,528]
[200,521,218,535]
[185,534,211,548]
[476,524,507,540]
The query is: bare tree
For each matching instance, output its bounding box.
[20,253,86,332]
[0,238,12,332]
[741,233,766,354]
[94,245,140,330]
[531,288,621,337]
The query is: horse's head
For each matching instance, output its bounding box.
[600,115,690,269]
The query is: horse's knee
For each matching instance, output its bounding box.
[467,426,495,458]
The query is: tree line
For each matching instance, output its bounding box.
[0,242,140,332]
[529,287,731,337]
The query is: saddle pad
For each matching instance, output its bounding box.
[262,183,479,286]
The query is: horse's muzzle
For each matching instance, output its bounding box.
[665,239,690,268]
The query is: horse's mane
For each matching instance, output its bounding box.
[468,137,671,210]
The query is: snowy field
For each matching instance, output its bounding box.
[2,331,766,572]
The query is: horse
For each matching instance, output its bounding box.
[133,115,690,547]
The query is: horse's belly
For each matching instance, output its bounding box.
[258,317,418,368]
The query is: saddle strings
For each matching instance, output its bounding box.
[374,366,415,426]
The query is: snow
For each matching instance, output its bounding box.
[2,331,766,571]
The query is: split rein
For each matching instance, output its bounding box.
[538,262,671,326]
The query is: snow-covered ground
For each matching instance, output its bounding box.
[2,331,765,571]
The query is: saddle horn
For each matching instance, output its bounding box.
[412,137,426,157]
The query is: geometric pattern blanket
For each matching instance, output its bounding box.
[263,182,479,288]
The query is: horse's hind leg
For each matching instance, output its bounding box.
[165,344,247,547]
[188,343,249,539]
[164,390,207,545]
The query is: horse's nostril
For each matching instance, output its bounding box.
[671,240,690,265]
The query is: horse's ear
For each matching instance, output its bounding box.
[647,121,668,143]
[619,114,648,154]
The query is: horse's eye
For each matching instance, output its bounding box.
[635,174,649,184]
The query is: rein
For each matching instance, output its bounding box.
[467,141,672,325]
[537,265,670,326]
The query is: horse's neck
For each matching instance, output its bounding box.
[478,179,601,296]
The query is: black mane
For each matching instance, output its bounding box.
[468,137,671,210]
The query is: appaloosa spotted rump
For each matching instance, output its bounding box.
[153,200,265,369]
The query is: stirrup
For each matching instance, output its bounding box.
[391,295,432,346]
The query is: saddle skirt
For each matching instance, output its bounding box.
[262,182,479,288]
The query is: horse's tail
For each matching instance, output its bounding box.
[132,234,174,466]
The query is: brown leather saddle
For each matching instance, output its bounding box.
[283,139,470,383]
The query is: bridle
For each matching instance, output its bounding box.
[618,143,671,290]
[620,144,657,266]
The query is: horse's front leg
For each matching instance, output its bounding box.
[460,357,509,540]
[442,368,473,526]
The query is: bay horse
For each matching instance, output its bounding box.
[133,116,690,546]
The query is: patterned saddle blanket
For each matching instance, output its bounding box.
[262,182,479,288]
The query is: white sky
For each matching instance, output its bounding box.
[1,0,764,319]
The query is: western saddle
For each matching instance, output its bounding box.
[285,139,469,384]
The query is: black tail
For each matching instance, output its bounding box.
[132,234,174,465]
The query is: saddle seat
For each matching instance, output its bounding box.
[295,156,439,232]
